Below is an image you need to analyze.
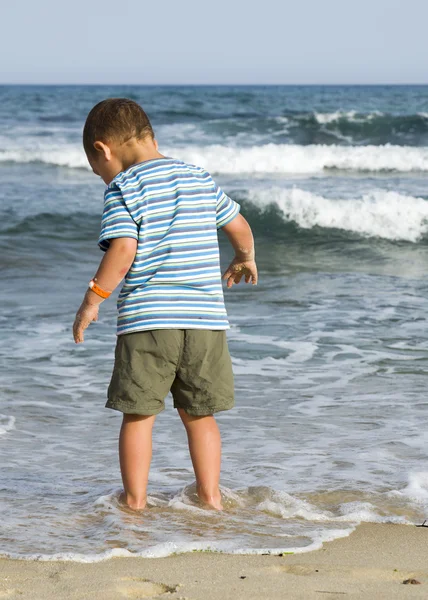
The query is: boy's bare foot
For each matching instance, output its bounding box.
[119,491,147,511]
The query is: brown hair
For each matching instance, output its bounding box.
[83,98,154,156]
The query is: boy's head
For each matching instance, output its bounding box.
[83,98,157,184]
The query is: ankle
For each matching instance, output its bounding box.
[119,491,147,510]
[196,485,223,510]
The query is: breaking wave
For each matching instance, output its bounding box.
[2,142,428,174]
[242,188,428,243]
[2,189,428,244]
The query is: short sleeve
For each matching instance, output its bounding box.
[215,184,240,229]
[98,187,139,252]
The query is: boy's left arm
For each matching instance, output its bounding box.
[73,237,137,344]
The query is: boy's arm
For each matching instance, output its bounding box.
[73,237,137,344]
[221,214,258,288]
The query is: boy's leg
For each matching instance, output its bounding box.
[119,413,156,510]
[107,330,184,510]
[178,409,223,510]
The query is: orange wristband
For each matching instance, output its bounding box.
[88,279,111,299]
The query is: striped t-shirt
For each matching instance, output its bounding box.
[98,158,240,335]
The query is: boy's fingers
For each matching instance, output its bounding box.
[223,265,236,280]
[223,263,242,281]
[73,321,84,344]
[73,306,99,343]
[224,262,258,287]
[72,319,78,342]
[73,314,90,343]
[227,274,237,288]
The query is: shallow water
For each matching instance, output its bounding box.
[1,85,428,560]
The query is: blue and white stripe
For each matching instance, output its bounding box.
[98,158,240,335]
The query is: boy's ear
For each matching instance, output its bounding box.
[93,141,112,161]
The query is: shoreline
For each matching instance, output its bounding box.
[1,523,428,599]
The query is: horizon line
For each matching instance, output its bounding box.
[1,82,428,87]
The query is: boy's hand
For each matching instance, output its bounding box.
[73,299,99,344]
[72,238,137,344]
[223,257,258,288]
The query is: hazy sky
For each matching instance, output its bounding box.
[2,0,428,85]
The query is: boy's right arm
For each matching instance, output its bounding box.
[221,214,258,288]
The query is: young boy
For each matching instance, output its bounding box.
[73,98,257,511]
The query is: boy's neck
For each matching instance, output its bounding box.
[118,138,164,173]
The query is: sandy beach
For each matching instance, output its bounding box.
[1,523,428,599]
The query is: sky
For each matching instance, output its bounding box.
[2,0,428,85]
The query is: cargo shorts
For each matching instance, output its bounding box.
[106,329,234,416]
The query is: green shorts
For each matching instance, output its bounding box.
[106,329,234,416]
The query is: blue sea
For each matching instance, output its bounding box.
[1,85,428,561]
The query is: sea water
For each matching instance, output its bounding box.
[1,85,428,561]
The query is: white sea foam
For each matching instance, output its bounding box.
[1,485,361,561]
[166,143,428,174]
[249,187,428,242]
[0,532,355,561]
[0,414,15,435]
[258,492,408,525]
[2,142,428,173]
[258,491,334,521]
[389,472,428,505]
[0,145,88,169]
[313,110,382,124]
[3,486,389,561]
[229,329,317,361]
[314,110,355,124]
[232,356,291,376]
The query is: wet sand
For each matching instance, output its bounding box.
[1,523,428,599]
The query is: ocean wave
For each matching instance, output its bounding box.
[1,189,428,244]
[312,110,376,124]
[0,212,99,239]
[3,143,428,174]
[0,529,355,561]
[0,146,88,169]
[310,110,427,129]
[172,144,428,174]
[243,188,428,243]
[305,111,428,145]
[0,482,413,561]
[195,111,428,146]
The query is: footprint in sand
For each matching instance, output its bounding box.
[117,577,176,598]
